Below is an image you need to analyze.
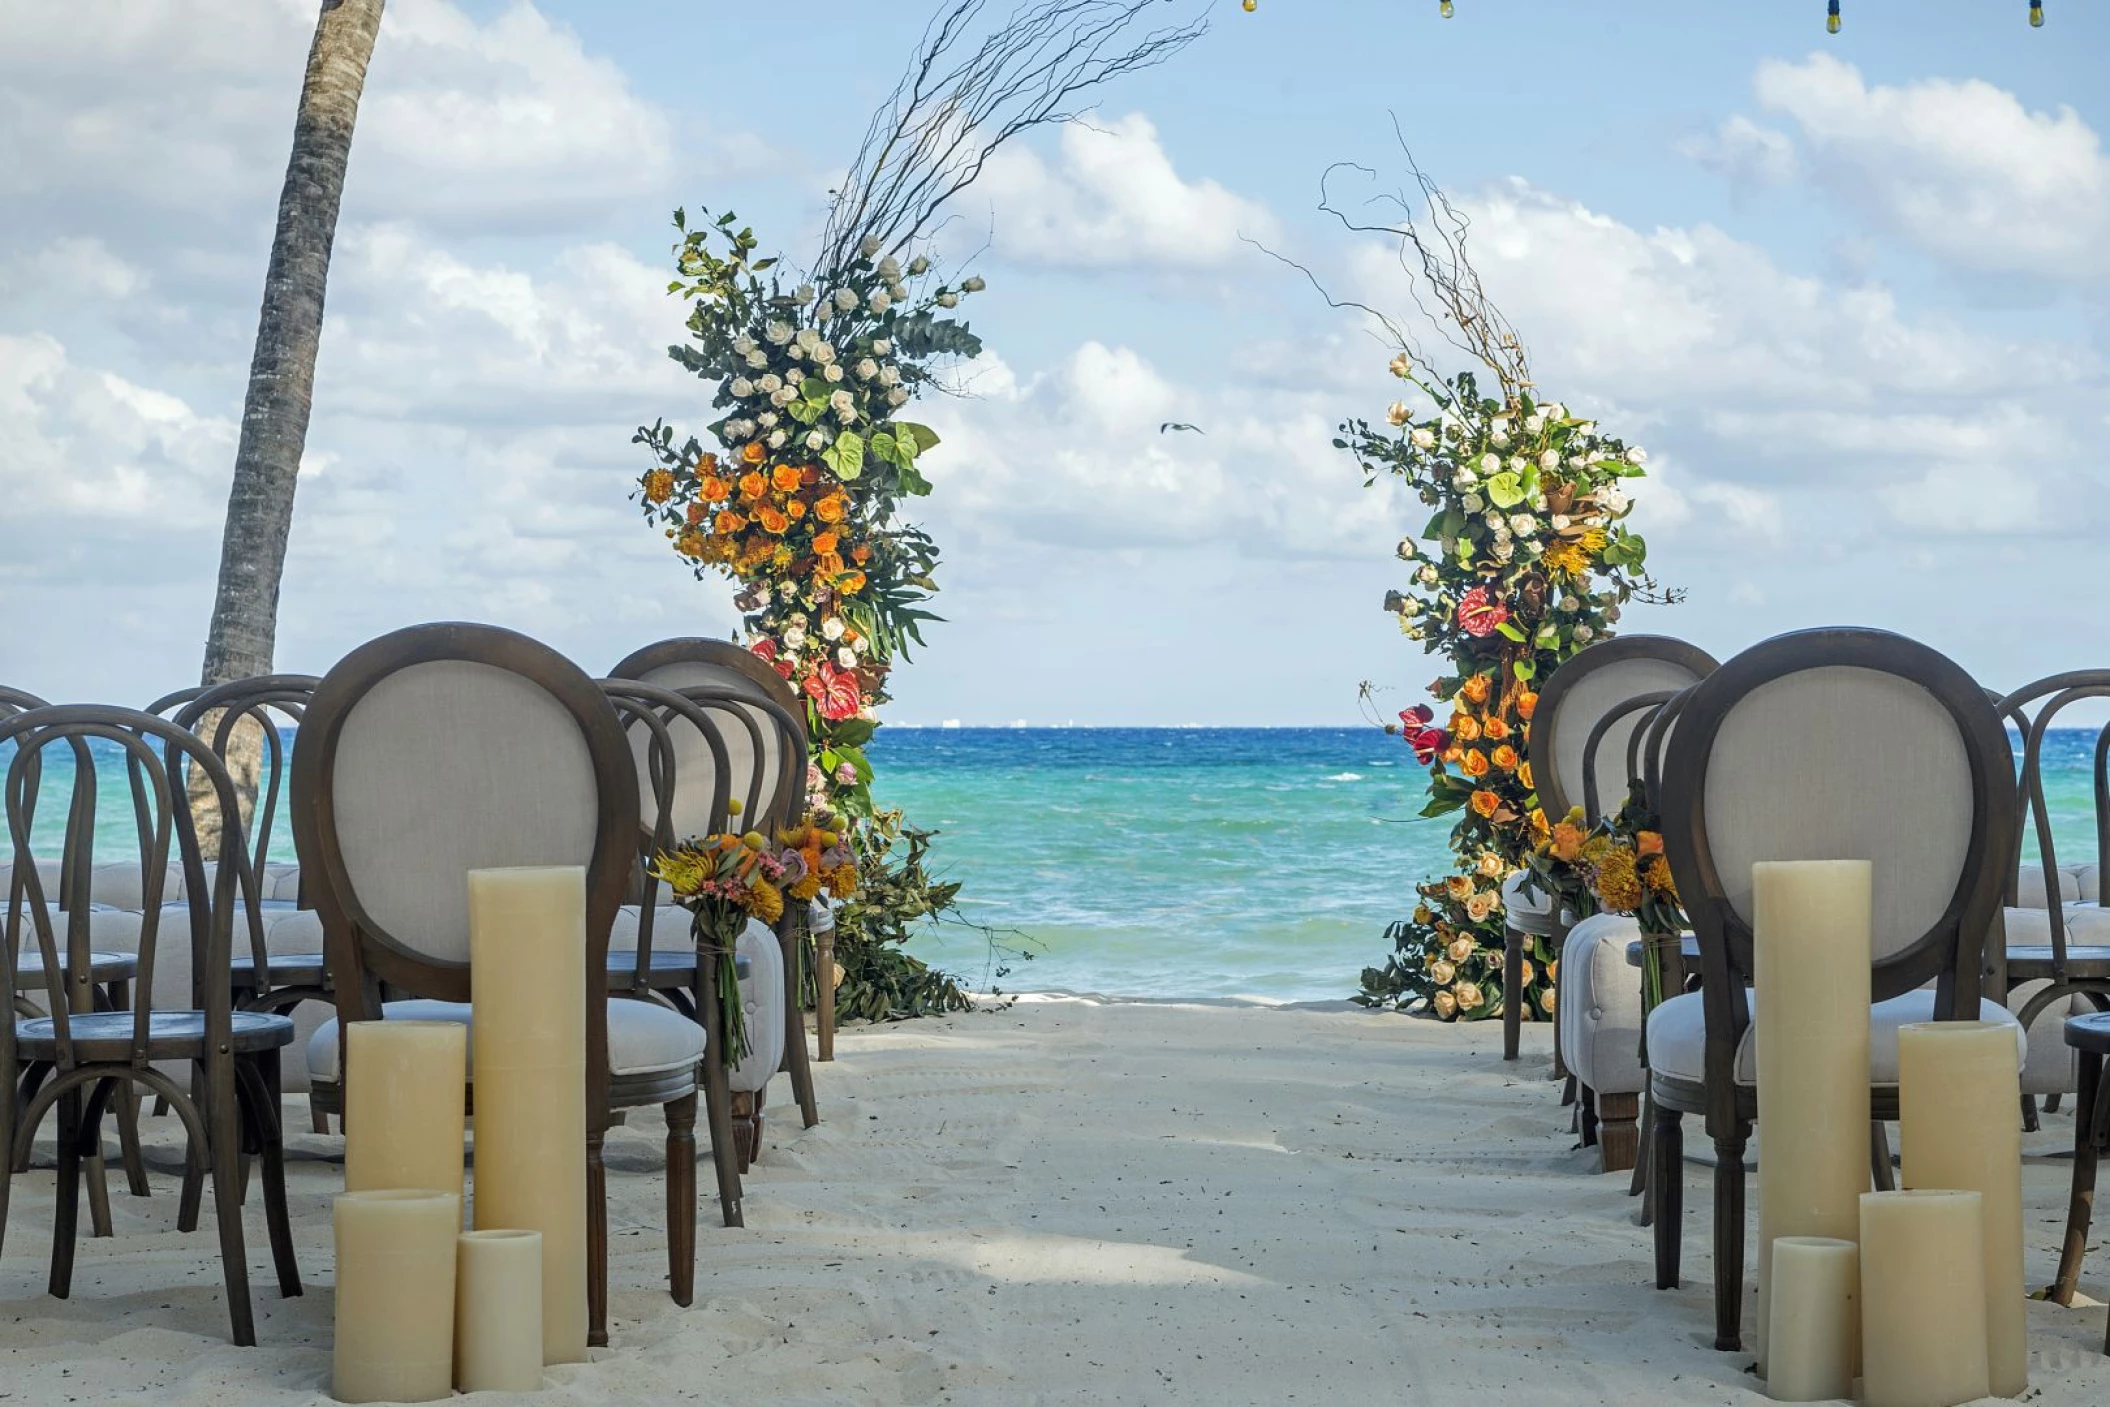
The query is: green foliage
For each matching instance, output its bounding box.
[830,811,974,1019]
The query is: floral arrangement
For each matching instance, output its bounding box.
[1333,155,1676,1022]
[652,803,860,1064]
[1558,781,1686,1007]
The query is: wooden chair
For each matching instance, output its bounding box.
[1,705,300,1345]
[611,638,828,1101]
[292,622,705,1344]
[1509,636,1717,1063]
[1647,626,2021,1352]
[2048,1009,2110,1352]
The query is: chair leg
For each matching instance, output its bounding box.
[588,1127,609,1349]
[1501,926,1523,1061]
[1560,1073,1577,1108]
[116,1080,150,1198]
[1869,1121,1896,1192]
[242,1053,301,1299]
[49,1087,83,1298]
[2052,1050,2103,1305]
[0,1055,14,1260]
[815,929,836,1064]
[1598,1092,1641,1174]
[178,1067,206,1233]
[205,1064,259,1347]
[1630,1089,1655,1200]
[2023,1093,2042,1135]
[1653,1103,1683,1290]
[1712,1129,1749,1353]
[780,927,819,1129]
[2045,1092,2062,1116]
[1578,1083,1600,1148]
[663,1094,697,1308]
[310,1103,331,1135]
[83,1110,114,1240]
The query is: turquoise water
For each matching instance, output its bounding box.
[7,728,2103,1003]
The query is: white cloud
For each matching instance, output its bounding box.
[973,112,1280,269]
[1678,115,1800,189]
[1750,53,2110,282]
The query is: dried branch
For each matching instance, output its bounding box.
[816,0,1208,276]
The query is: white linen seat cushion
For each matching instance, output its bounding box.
[610,904,692,951]
[2000,903,2110,954]
[2013,863,2088,909]
[306,996,704,1084]
[1646,988,2026,1087]
[1554,912,1646,1096]
[1500,872,1562,937]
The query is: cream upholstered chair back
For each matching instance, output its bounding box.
[609,640,808,834]
[291,624,638,1015]
[1529,636,1718,826]
[1661,628,2016,1008]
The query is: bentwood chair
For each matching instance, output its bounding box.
[2048,1010,2110,1350]
[611,638,825,1106]
[1647,627,2024,1352]
[1509,636,1718,1066]
[293,623,706,1341]
[1,706,300,1345]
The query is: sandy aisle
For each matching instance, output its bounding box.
[3,999,2107,1404]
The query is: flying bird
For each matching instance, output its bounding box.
[1159,421,1205,435]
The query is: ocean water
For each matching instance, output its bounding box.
[7,727,2102,1004]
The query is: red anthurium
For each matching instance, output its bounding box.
[1407,726,1448,765]
[802,661,863,721]
[1456,586,1510,638]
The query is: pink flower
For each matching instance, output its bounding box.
[834,761,858,785]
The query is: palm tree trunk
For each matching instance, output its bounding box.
[194,0,383,843]
[201,0,384,688]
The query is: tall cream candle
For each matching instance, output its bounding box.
[1899,1021,2027,1398]
[456,1229,545,1392]
[333,1190,460,1404]
[1767,1237,1858,1402]
[467,865,589,1366]
[344,1021,466,1200]
[1860,1190,1989,1407]
[1753,859,1873,1370]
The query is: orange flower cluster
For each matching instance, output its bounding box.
[671,446,871,596]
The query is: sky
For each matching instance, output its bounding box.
[2,0,2106,725]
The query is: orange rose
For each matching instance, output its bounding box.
[800,465,820,487]
[1518,760,1534,791]
[738,472,768,501]
[1451,715,1482,743]
[1516,691,1539,721]
[1490,744,1519,771]
[1529,807,1551,841]
[699,475,729,501]
[740,442,766,465]
[1636,830,1664,859]
[714,510,746,535]
[815,553,847,579]
[1482,715,1512,742]
[839,571,867,594]
[1470,789,1501,818]
[1442,744,1465,765]
[1462,674,1493,705]
[815,495,846,524]
[784,498,807,520]
[756,505,789,535]
[1550,822,1586,864]
[811,531,840,556]
[1461,750,1491,778]
[850,545,871,565]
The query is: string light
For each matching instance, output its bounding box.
[1440,1,1455,17]
[1827,1,1841,34]
[2030,1,2044,25]
[1242,0,1256,11]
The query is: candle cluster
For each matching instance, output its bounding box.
[332,866,591,1402]
[1755,861,2027,1406]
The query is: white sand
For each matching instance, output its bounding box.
[4,999,2108,1404]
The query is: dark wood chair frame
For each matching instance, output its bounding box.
[292,622,695,1346]
[1648,627,2017,1353]
[2049,1010,2110,1351]
[1510,636,1718,1064]
[0,706,300,1346]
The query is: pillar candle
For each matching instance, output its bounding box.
[1898,1021,2027,1398]
[455,1229,545,1392]
[344,1020,466,1200]
[333,1190,461,1404]
[1860,1190,1989,1407]
[1753,859,1873,1371]
[1767,1237,1858,1402]
[467,865,589,1366]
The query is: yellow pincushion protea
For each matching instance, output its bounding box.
[749,877,785,924]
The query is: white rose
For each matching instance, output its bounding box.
[1543,402,1566,421]
[886,386,909,406]
[1523,414,1544,434]
[1492,540,1515,562]
[1538,449,1560,470]
[1574,624,1595,642]
[1599,486,1630,514]
[792,286,815,306]
[836,647,857,669]
[795,327,819,349]
[1550,514,1570,531]
[1388,352,1412,379]
[730,377,754,398]
[872,338,892,355]
[1483,511,1503,530]
[731,334,756,356]
[758,411,779,426]
[962,275,986,292]
[1577,421,1596,437]
[824,364,843,383]
[907,255,931,276]
[877,256,902,281]
[1462,492,1485,513]
[1508,455,1527,473]
[887,282,907,301]
[854,358,877,380]
[851,634,869,655]
[1480,453,1502,474]
[936,292,959,308]
[834,288,859,311]
[858,235,882,258]
[1386,402,1411,427]
[758,373,782,392]
[822,616,846,641]
[1490,429,1510,448]
[1410,427,1435,449]
[868,290,892,314]
[1607,605,1622,623]
[1493,526,1512,545]
[815,346,838,368]
[1509,513,1537,536]
[745,349,769,369]
[727,419,754,438]
[1627,446,1648,466]
[784,625,808,650]
[786,343,804,361]
[878,365,901,386]
[804,430,826,451]
[1452,467,1478,489]
[1417,565,1440,585]
[1567,455,1588,469]
[1529,495,1546,511]
[770,388,794,407]
[767,429,787,448]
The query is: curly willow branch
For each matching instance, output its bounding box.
[816,0,1208,276]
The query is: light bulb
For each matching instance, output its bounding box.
[1441,0,1455,16]
[1826,2,1841,34]
[2030,1,2044,26]
[1242,0,1256,11]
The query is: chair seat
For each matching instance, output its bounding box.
[1501,873,1564,937]
[1646,988,2026,1087]
[2069,1011,2110,1056]
[229,952,329,987]
[306,997,704,1084]
[10,950,138,984]
[15,1008,296,1062]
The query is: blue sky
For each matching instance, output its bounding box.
[3,0,2106,723]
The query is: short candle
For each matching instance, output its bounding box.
[332,1189,461,1404]
[1859,1189,1989,1407]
